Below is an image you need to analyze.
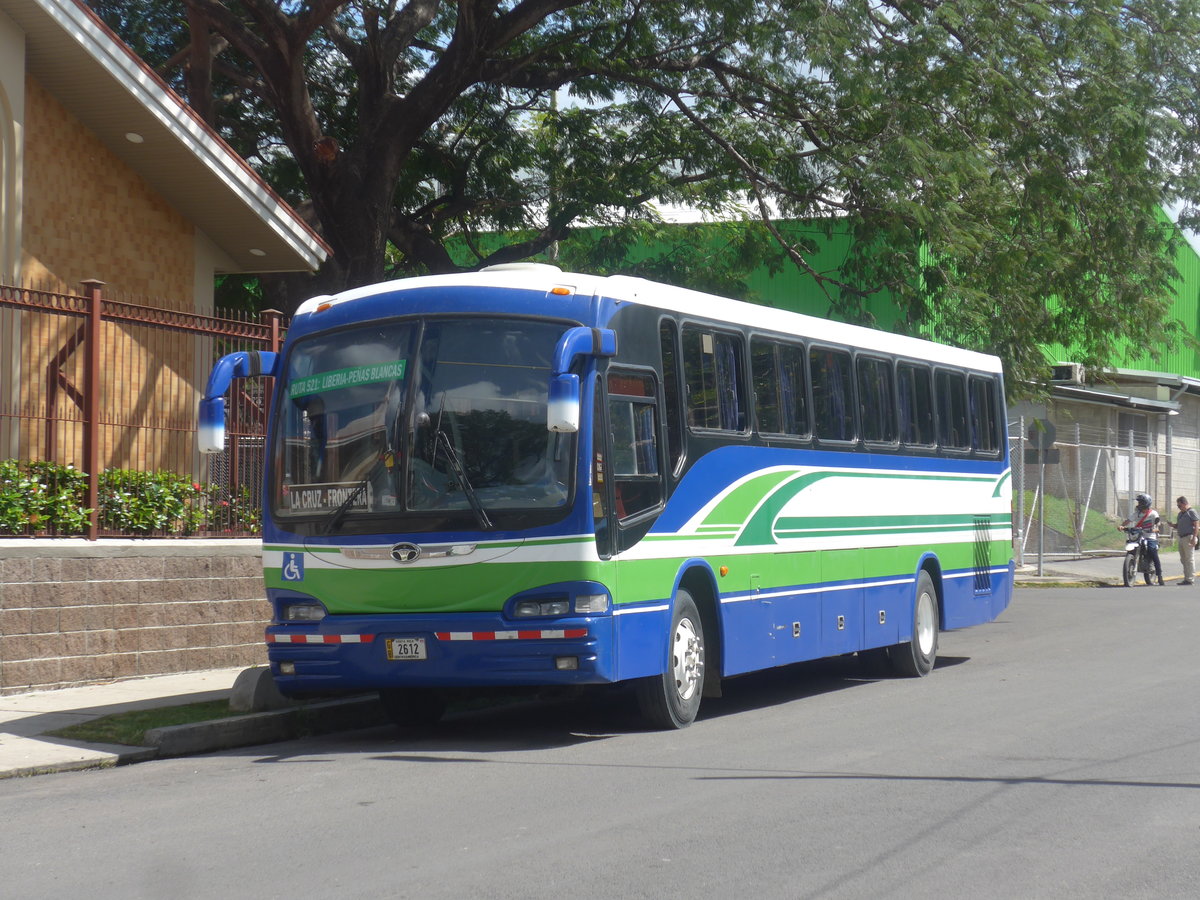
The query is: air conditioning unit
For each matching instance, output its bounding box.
[1050,363,1086,385]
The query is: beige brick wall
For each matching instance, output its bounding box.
[0,542,269,694]
[15,76,204,472]
[20,76,194,302]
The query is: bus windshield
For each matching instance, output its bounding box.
[274,316,574,534]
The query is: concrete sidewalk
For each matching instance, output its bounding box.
[1016,552,1197,587]
[4,556,1195,779]
[0,667,384,779]
[0,668,244,778]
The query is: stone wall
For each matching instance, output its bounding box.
[0,539,268,695]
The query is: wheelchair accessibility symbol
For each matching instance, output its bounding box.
[281,552,304,582]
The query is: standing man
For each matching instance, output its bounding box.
[1171,496,1198,585]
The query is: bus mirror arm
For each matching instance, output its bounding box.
[198,351,280,454]
[548,327,616,433]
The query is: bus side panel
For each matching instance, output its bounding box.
[940,564,1015,630]
[861,577,908,648]
[612,603,672,681]
[820,549,863,656]
[763,590,821,667]
[718,592,776,676]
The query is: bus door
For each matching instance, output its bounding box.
[600,369,671,680]
[605,370,665,552]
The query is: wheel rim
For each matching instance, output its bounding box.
[915,590,936,657]
[672,616,704,701]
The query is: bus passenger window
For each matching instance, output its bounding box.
[810,347,855,442]
[936,370,969,450]
[752,339,809,437]
[683,327,746,431]
[751,340,781,433]
[607,372,663,521]
[969,375,1000,454]
[659,321,685,472]
[897,363,935,445]
[857,356,896,444]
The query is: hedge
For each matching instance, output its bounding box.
[0,460,260,536]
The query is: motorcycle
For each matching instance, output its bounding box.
[1122,527,1156,586]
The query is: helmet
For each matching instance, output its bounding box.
[1136,493,1152,510]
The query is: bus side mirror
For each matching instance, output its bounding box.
[547,374,580,433]
[198,350,279,454]
[547,326,615,434]
[198,397,227,454]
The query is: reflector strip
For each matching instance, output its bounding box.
[267,633,376,644]
[435,629,587,641]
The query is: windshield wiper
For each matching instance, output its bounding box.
[322,452,393,534]
[429,409,494,531]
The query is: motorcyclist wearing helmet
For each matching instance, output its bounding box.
[1122,493,1165,585]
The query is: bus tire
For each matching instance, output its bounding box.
[636,589,705,729]
[892,571,938,677]
[379,687,446,727]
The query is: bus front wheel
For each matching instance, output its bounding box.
[636,589,705,729]
[892,571,938,677]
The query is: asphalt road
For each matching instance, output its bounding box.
[4,585,1199,899]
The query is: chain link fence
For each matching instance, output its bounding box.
[1009,416,1191,564]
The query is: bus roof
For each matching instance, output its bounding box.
[297,264,1002,374]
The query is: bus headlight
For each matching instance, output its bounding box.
[282,602,327,621]
[574,594,608,614]
[514,600,570,618]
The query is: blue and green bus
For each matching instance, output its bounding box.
[200,264,1012,728]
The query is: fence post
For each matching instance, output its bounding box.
[80,279,105,541]
[1015,416,1025,566]
[262,308,283,427]
[1165,414,1173,526]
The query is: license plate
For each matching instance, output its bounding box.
[386,637,427,661]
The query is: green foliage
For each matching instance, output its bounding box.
[90,1,1200,392]
[0,460,91,534]
[0,461,260,537]
[1018,490,1126,553]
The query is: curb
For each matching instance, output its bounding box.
[142,695,387,759]
[1016,579,1110,589]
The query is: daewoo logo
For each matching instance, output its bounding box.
[390,543,421,563]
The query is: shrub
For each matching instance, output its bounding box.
[0,460,91,534]
[0,460,260,537]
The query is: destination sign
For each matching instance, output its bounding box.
[283,482,371,511]
[289,360,407,398]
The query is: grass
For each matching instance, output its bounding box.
[1018,490,1127,552]
[46,700,244,747]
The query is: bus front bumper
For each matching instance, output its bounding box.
[265,613,615,695]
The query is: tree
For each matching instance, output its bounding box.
[92,1,1200,388]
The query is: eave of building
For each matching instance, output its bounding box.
[5,0,330,274]
[1050,383,1182,415]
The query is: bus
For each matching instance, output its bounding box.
[199,264,1013,729]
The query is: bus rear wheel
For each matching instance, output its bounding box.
[892,572,938,677]
[379,687,446,727]
[636,589,705,729]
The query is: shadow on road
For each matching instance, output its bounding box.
[246,653,974,762]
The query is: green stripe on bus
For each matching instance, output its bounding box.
[263,535,1011,613]
[699,469,799,529]
[772,513,1013,538]
[735,470,1000,547]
